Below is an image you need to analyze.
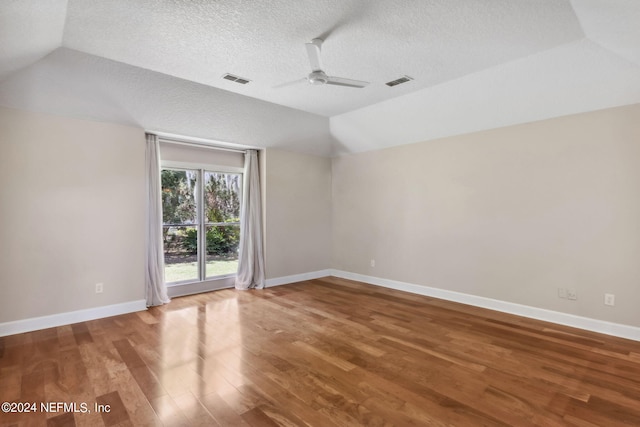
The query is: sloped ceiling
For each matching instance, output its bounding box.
[0,48,333,156]
[0,0,639,156]
[0,0,67,80]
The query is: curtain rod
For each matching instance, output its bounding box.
[148,130,258,154]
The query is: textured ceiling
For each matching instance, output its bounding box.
[331,39,640,154]
[0,0,639,156]
[61,0,585,117]
[0,0,67,80]
[63,0,583,116]
[0,48,334,156]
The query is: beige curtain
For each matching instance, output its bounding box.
[145,133,170,305]
[235,150,265,289]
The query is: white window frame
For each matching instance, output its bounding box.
[161,161,243,290]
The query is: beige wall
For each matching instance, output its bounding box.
[3,102,638,331]
[264,148,332,278]
[332,104,640,327]
[0,107,145,323]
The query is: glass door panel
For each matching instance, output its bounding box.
[204,172,241,278]
[205,224,240,277]
[161,169,199,283]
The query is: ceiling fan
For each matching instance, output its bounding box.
[277,38,369,89]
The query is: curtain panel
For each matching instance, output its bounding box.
[145,133,170,305]
[235,149,265,289]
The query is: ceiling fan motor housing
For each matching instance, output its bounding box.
[308,71,329,85]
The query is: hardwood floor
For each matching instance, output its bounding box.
[1,276,640,426]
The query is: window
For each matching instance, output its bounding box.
[161,168,241,284]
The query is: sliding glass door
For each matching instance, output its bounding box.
[161,168,241,284]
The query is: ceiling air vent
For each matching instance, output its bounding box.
[222,73,251,84]
[385,75,414,87]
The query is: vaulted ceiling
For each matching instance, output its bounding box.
[1,0,639,156]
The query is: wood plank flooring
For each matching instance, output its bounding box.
[1,276,640,426]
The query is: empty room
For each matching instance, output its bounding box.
[1,1,640,426]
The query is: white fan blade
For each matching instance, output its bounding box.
[273,77,307,89]
[305,39,324,72]
[326,76,369,88]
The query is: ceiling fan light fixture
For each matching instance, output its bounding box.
[275,38,370,89]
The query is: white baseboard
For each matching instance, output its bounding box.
[265,269,333,287]
[330,270,640,342]
[7,272,636,342]
[0,300,147,337]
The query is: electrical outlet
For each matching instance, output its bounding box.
[604,293,615,306]
[558,288,567,299]
[95,283,103,294]
[370,259,375,267]
[567,289,577,300]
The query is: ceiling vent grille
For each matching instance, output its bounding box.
[222,73,251,84]
[385,75,414,87]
